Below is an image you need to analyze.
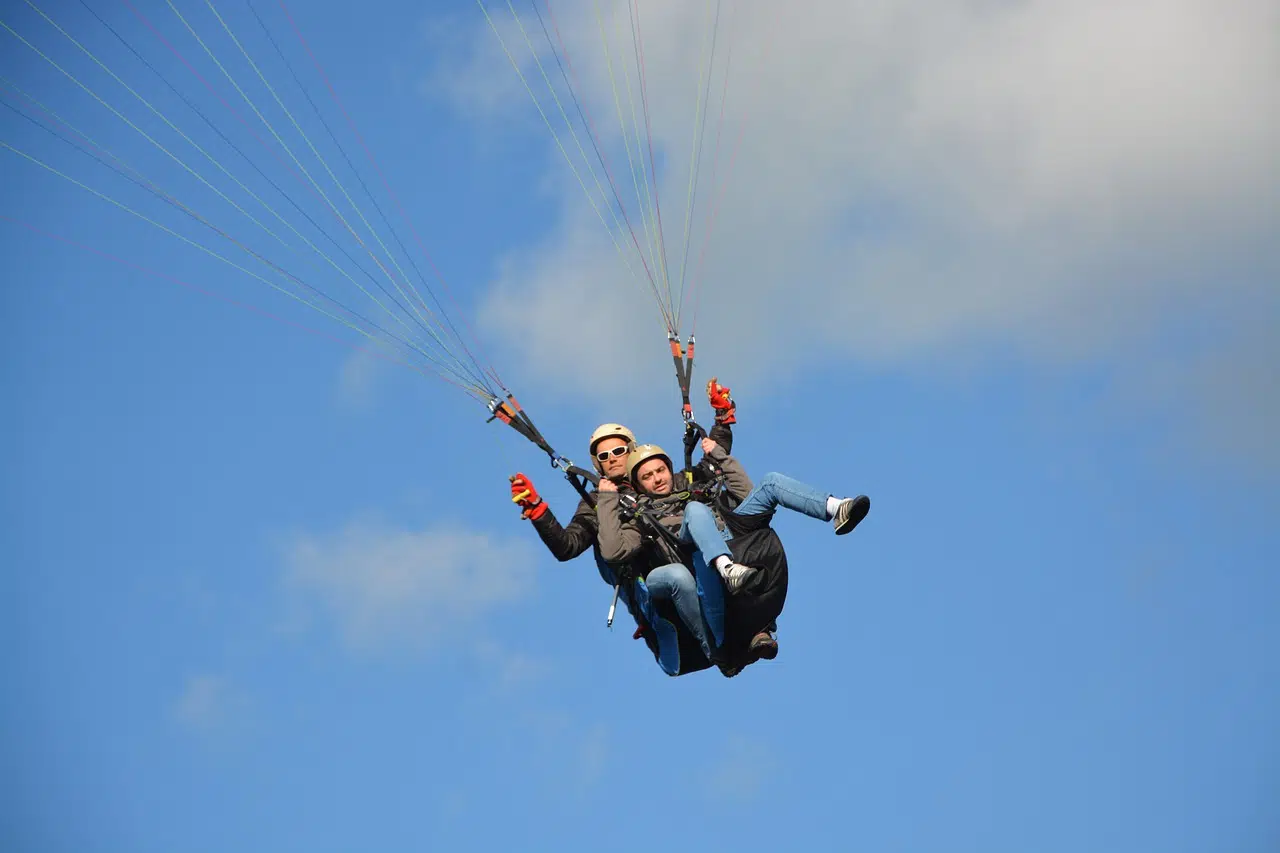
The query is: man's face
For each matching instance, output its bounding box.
[594,437,631,479]
[635,457,673,495]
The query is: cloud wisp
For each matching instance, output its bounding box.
[173,674,250,734]
[282,517,536,656]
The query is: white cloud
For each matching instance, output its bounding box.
[437,0,1280,468]
[472,637,555,690]
[513,711,610,798]
[173,674,248,733]
[574,722,609,793]
[336,348,382,409]
[706,733,776,803]
[282,517,536,655]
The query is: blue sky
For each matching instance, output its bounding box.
[3,1,1278,851]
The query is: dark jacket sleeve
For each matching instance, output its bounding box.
[704,443,753,500]
[529,495,600,562]
[708,421,734,455]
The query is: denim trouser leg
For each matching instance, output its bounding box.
[645,563,713,658]
[733,472,831,520]
[678,501,732,563]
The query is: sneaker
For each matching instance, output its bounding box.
[833,495,870,535]
[717,560,758,594]
[749,630,779,661]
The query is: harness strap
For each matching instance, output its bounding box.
[487,394,602,506]
[487,394,557,458]
[628,472,730,564]
[562,464,600,506]
[668,334,696,419]
[682,418,708,477]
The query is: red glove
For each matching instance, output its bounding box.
[706,377,736,424]
[509,473,548,520]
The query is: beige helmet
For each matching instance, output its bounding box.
[589,423,636,473]
[626,443,673,484]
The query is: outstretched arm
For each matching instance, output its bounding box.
[706,377,737,455]
[707,420,733,455]
[531,499,601,562]
[510,473,599,562]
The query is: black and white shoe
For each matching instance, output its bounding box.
[833,495,871,535]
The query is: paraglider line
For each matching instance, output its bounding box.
[675,0,723,332]
[81,0,430,359]
[629,0,675,321]
[202,0,462,370]
[247,0,494,394]
[532,0,657,301]
[474,0,671,333]
[281,0,510,396]
[0,216,490,399]
[170,0,484,388]
[0,81,466,385]
[691,4,777,336]
[0,137,479,387]
[12,2,286,247]
[500,0,667,323]
[591,0,663,314]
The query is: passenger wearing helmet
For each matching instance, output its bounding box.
[596,437,870,672]
[594,440,747,666]
[600,438,868,583]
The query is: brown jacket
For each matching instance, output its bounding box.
[595,443,752,565]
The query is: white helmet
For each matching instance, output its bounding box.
[588,423,636,474]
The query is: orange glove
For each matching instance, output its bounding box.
[509,473,548,520]
[706,377,736,424]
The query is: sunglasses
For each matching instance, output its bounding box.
[595,446,629,462]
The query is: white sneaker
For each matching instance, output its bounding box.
[717,560,758,594]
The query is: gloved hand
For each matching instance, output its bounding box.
[509,473,548,520]
[706,377,736,424]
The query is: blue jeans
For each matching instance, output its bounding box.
[665,472,831,655]
[678,502,733,563]
[645,562,715,658]
[677,472,831,559]
[734,472,830,520]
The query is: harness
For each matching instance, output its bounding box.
[617,467,732,571]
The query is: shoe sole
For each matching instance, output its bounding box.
[835,495,871,535]
[751,638,779,661]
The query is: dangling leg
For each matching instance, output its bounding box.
[678,502,758,594]
[732,472,870,535]
[644,563,714,660]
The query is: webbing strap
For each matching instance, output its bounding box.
[562,464,600,506]
[487,394,596,504]
[682,417,707,475]
[487,394,551,452]
[668,333,696,419]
